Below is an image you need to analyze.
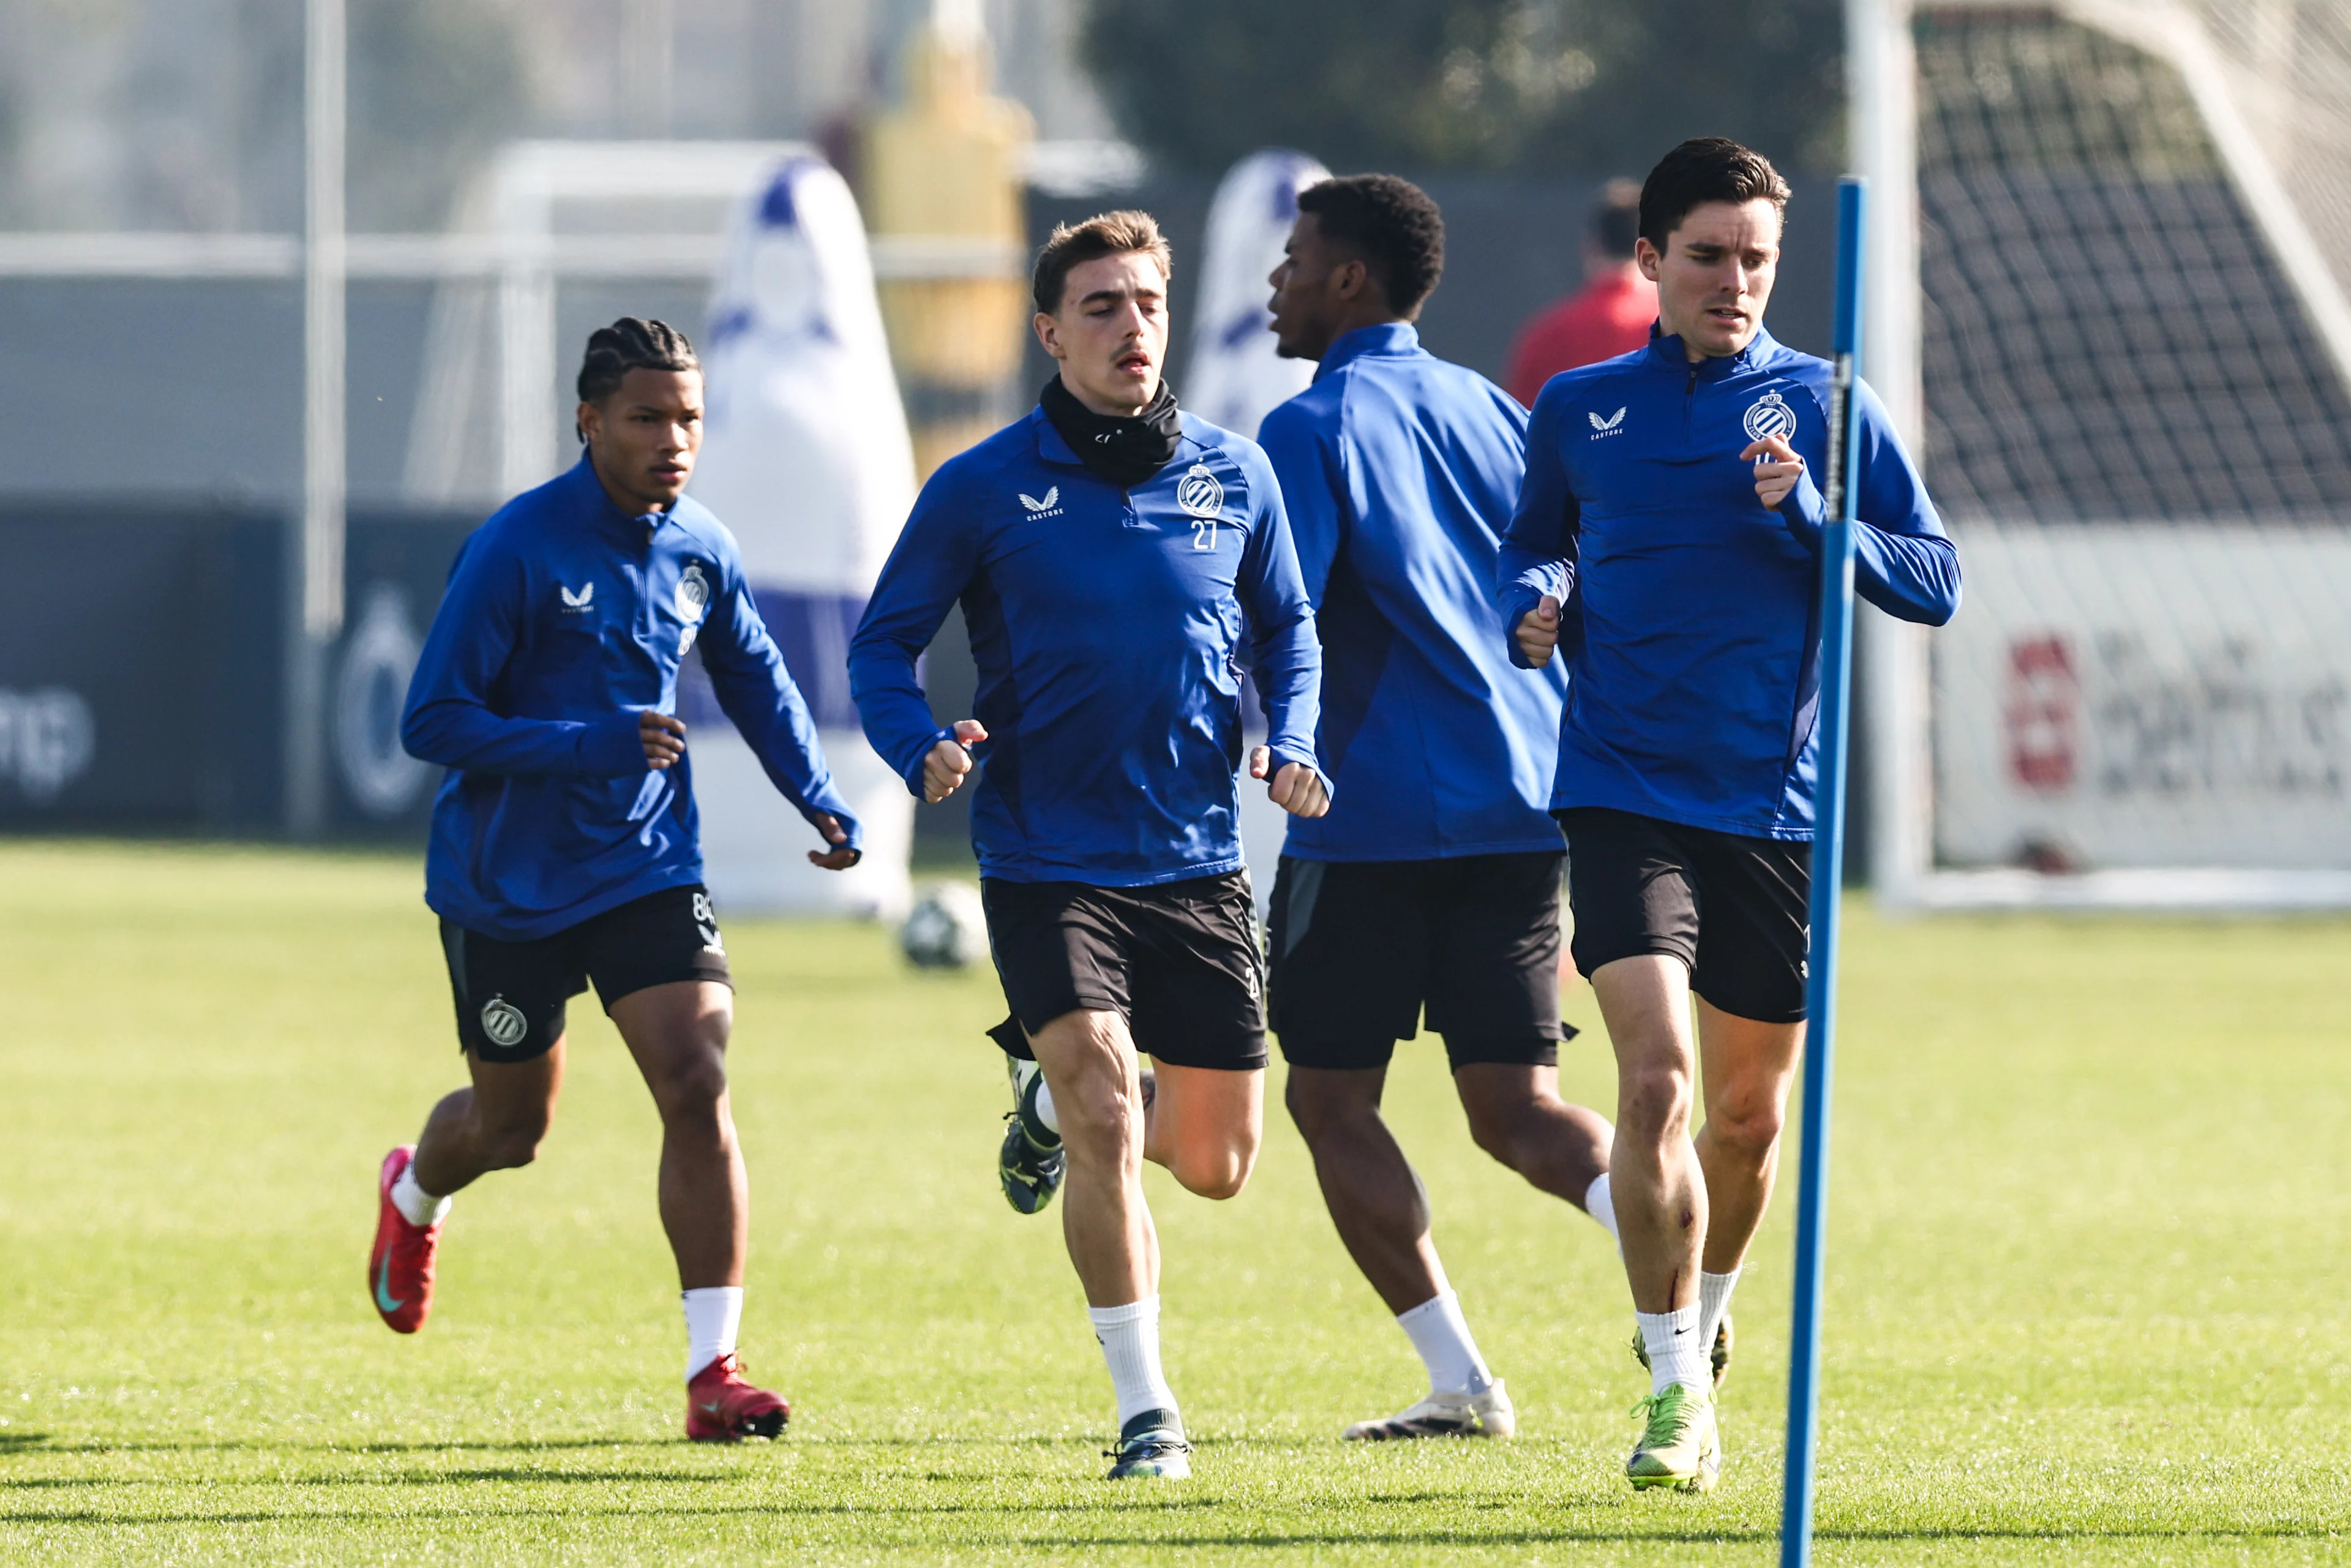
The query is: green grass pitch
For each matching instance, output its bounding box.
[1,839,2345,1564]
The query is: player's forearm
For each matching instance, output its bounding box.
[1854,529,1962,626]
[710,679,866,849]
[846,652,943,797]
[400,700,643,776]
[1252,631,1325,783]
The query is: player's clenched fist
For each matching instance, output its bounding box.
[923,719,989,803]
[1514,593,1562,668]
[1250,745,1330,818]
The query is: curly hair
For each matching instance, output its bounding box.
[576,317,699,406]
[1295,174,1445,316]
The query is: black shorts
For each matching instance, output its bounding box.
[440,884,733,1063]
[981,871,1267,1071]
[1558,807,1810,1024]
[1267,851,1572,1073]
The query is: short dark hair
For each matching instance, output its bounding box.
[1031,209,1173,315]
[1590,178,1641,259]
[1295,174,1445,315]
[577,317,699,406]
[1637,138,1791,250]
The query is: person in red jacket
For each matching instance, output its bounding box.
[1504,179,1655,408]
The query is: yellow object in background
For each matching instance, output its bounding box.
[864,6,1033,479]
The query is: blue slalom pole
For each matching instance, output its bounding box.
[1779,174,1865,1568]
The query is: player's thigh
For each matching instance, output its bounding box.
[609,982,737,1110]
[1425,850,1570,1074]
[1267,856,1429,1074]
[1147,1059,1264,1166]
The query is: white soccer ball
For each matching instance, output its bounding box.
[900,880,987,969]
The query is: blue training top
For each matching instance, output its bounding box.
[1258,322,1566,863]
[402,454,861,940]
[1498,325,1961,841]
[848,402,1323,887]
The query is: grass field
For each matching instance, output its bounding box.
[1,839,2345,1564]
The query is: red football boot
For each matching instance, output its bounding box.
[368,1145,442,1334]
[685,1353,791,1442]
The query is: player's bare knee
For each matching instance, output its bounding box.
[1463,1100,1525,1168]
[1282,1073,1359,1146]
[479,1108,553,1169]
[1705,1095,1785,1160]
[653,1057,729,1123]
[1621,1062,1694,1137]
[1171,1141,1254,1200]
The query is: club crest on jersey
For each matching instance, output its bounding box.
[1743,390,1798,445]
[1588,406,1627,437]
[1176,463,1224,520]
[674,563,710,623]
[559,582,594,612]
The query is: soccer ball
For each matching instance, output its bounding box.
[900,880,987,969]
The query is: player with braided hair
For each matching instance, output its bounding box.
[367,317,861,1442]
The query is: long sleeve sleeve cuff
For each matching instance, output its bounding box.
[577,710,650,776]
[1775,470,1828,553]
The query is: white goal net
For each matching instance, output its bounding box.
[1856,0,2351,909]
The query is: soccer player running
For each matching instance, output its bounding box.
[370,318,864,1443]
[848,212,1329,1481]
[1255,174,1618,1442]
[1500,140,1960,1491]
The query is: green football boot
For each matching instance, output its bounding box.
[1632,1313,1733,1389]
[1625,1383,1720,1492]
[997,1057,1065,1215]
[1105,1408,1191,1480]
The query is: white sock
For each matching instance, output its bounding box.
[1089,1296,1179,1427]
[1583,1172,1619,1245]
[1698,1267,1741,1356]
[682,1286,743,1381]
[391,1162,450,1228]
[1032,1077,1060,1137]
[1395,1289,1494,1397]
[1636,1305,1708,1396]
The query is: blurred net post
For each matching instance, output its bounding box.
[288,0,348,840]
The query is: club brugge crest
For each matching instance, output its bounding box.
[1176,463,1225,519]
[1742,390,1798,445]
[479,997,529,1050]
[674,563,711,623]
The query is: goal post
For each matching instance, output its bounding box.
[1853,0,2351,912]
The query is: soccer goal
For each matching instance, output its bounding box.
[1851,0,2351,910]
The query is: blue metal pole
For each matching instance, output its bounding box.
[1780,174,1866,1568]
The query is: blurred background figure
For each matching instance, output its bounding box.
[1502,178,1654,408]
[687,155,917,918]
[864,0,1034,481]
